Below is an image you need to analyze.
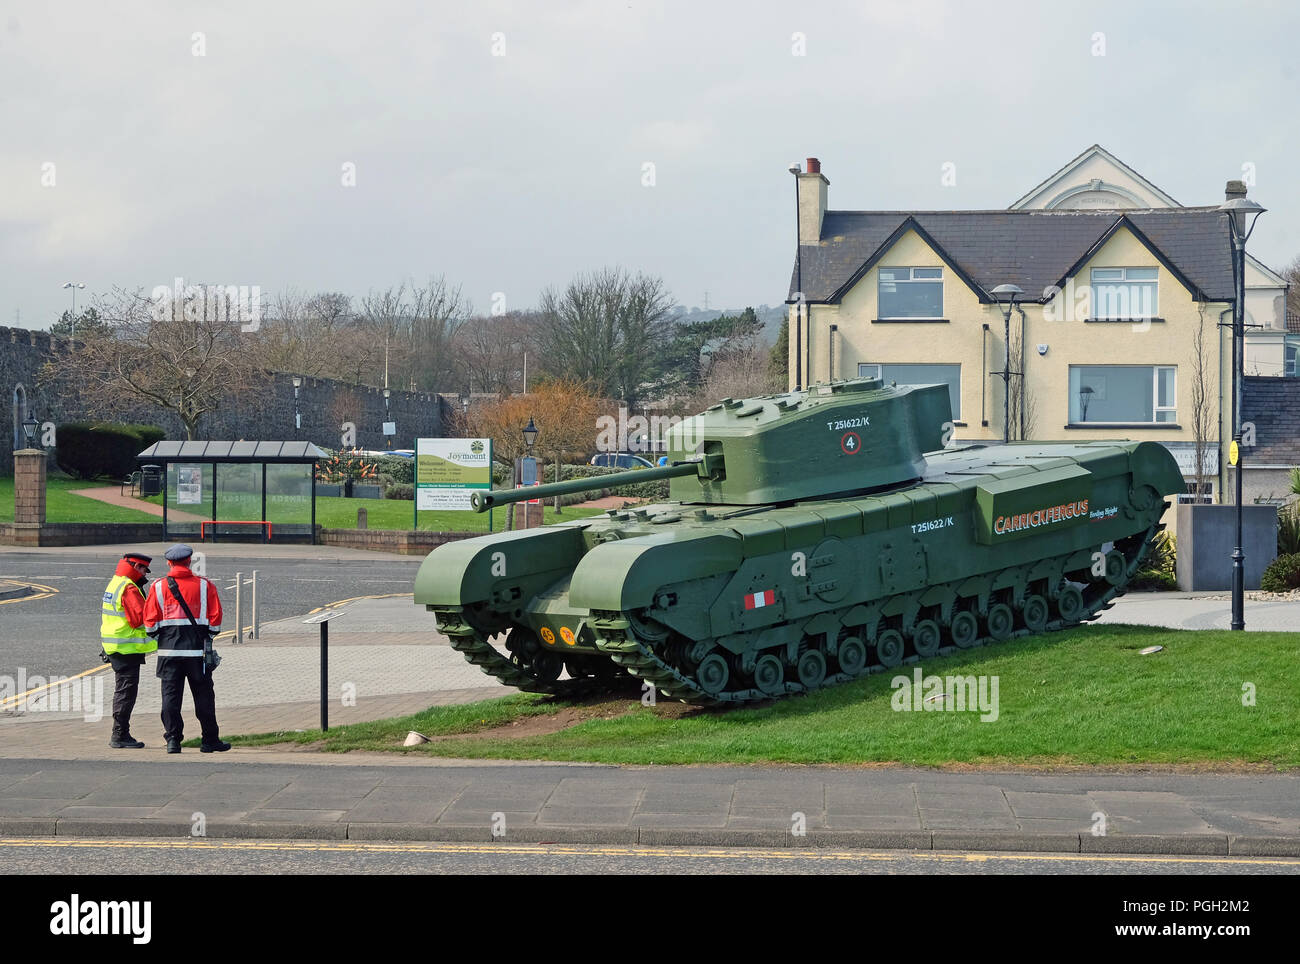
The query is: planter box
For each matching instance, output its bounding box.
[315,483,343,498]
[1175,503,1278,591]
[351,485,382,499]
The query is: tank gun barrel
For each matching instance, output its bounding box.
[470,460,701,512]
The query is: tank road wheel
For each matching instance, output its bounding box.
[1022,595,1050,633]
[697,654,730,695]
[986,604,1014,641]
[796,650,827,689]
[1104,550,1128,586]
[754,655,786,696]
[533,651,564,683]
[950,611,980,649]
[1056,586,1086,623]
[875,629,905,668]
[837,636,868,676]
[912,619,941,659]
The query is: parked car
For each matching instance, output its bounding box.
[589,452,654,470]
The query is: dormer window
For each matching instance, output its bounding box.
[1090,267,1157,320]
[878,267,943,319]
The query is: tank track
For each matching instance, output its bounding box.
[432,607,639,700]
[434,518,1162,707]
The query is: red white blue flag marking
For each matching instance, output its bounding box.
[744,590,776,610]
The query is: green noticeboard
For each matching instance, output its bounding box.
[415,438,493,511]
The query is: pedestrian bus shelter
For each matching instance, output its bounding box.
[135,441,327,544]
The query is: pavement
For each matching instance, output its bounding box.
[68,486,205,521]
[2,572,1299,856]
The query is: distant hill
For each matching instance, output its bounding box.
[670,304,787,344]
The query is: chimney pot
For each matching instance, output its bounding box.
[1225,179,1247,200]
[806,157,821,175]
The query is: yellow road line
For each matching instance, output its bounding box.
[0,582,59,606]
[0,838,1295,866]
[0,664,110,709]
[307,592,411,614]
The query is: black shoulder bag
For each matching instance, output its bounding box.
[166,576,221,673]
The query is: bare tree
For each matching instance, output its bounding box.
[537,268,674,406]
[695,335,783,407]
[1007,310,1038,441]
[254,289,355,379]
[48,285,260,439]
[1189,305,1215,501]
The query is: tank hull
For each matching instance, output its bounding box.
[416,437,1182,704]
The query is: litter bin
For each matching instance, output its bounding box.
[140,464,163,497]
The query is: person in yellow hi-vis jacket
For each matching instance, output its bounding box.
[101,552,157,748]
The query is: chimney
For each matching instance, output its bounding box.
[798,157,829,244]
[1224,179,1248,235]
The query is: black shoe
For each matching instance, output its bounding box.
[166,740,181,754]
[110,737,145,749]
[200,740,232,753]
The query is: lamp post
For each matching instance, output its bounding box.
[461,394,470,435]
[990,284,1024,443]
[291,375,302,437]
[22,414,38,448]
[383,388,392,450]
[1219,195,1266,632]
[62,282,85,341]
[789,162,803,391]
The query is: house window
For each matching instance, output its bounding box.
[878,267,943,318]
[859,362,960,418]
[1089,267,1158,320]
[1286,341,1298,378]
[1069,365,1175,424]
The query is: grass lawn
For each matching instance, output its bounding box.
[0,477,160,524]
[141,491,607,531]
[231,624,1300,768]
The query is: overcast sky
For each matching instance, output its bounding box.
[2,0,1296,330]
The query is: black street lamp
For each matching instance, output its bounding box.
[383,388,392,450]
[522,416,538,452]
[1219,194,1266,632]
[991,284,1024,443]
[789,162,803,392]
[21,414,38,447]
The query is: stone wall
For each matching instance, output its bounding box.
[1,326,449,475]
[317,527,475,555]
[0,522,164,547]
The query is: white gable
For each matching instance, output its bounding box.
[1010,145,1179,210]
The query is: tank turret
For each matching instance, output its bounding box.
[474,377,952,512]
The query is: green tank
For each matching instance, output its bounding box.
[414,377,1182,704]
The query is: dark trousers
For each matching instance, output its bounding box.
[108,652,145,740]
[156,658,220,744]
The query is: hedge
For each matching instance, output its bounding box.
[56,422,166,480]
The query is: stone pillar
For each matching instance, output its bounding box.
[512,502,543,530]
[13,449,47,524]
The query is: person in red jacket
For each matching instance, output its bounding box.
[143,544,230,753]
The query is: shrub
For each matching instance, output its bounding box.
[372,455,413,485]
[56,422,166,480]
[384,483,414,500]
[1278,504,1300,556]
[1261,553,1300,593]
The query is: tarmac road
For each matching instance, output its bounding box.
[0,547,424,682]
[5,837,1299,875]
